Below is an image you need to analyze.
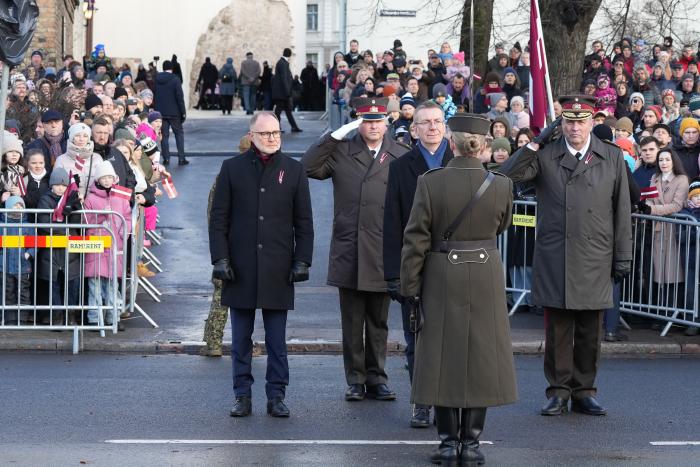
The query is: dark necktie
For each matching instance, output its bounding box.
[370,149,376,159]
[575,152,582,161]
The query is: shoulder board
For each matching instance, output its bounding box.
[601,139,618,147]
[396,141,411,150]
[489,170,509,178]
[424,167,444,175]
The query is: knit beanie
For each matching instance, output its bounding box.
[85,93,103,112]
[95,160,117,180]
[503,67,516,77]
[5,195,25,209]
[592,123,613,142]
[49,167,70,186]
[689,95,700,113]
[139,89,154,100]
[615,117,633,134]
[2,136,23,157]
[510,95,525,109]
[432,83,447,98]
[113,86,128,100]
[661,88,676,100]
[114,127,136,142]
[491,137,511,155]
[679,117,700,136]
[399,93,417,109]
[629,92,645,105]
[646,105,662,121]
[147,111,162,123]
[68,122,91,141]
[386,99,400,113]
[139,137,158,156]
[487,92,505,107]
[689,178,700,199]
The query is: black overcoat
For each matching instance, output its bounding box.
[272,58,293,101]
[383,142,453,281]
[209,149,314,310]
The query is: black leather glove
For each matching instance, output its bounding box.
[613,260,631,282]
[637,200,652,215]
[212,258,234,281]
[406,295,420,306]
[62,191,81,216]
[386,279,403,302]
[288,260,310,283]
[533,117,561,146]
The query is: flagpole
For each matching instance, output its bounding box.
[468,0,474,112]
[534,1,556,122]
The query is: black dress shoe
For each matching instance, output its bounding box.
[178,158,190,166]
[366,383,396,401]
[604,331,629,342]
[430,441,459,465]
[266,397,290,417]
[345,384,365,401]
[162,159,170,166]
[571,396,607,416]
[461,446,485,465]
[541,396,568,416]
[229,396,252,417]
[410,405,431,428]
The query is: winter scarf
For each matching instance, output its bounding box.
[44,133,64,163]
[66,140,95,160]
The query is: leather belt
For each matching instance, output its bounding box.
[431,239,497,253]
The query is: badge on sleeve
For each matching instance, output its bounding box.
[278,170,285,184]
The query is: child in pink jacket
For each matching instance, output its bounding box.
[83,161,132,326]
[594,74,617,115]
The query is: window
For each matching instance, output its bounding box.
[307,4,318,31]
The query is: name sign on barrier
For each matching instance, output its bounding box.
[68,240,104,253]
[512,214,536,228]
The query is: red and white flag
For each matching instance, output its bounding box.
[529,0,552,133]
[17,175,27,197]
[111,184,133,201]
[52,172,79,222]
[162,176,178,199]
[640,186,659,200]
[74,156,86,172]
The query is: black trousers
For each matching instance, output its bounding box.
[544,308,603,399]
[400,300,416,382]
[220,94,233,113]
[338,288,390,386]
[160,117,185,162]
[274,98,300,130]
[197,82,217,109]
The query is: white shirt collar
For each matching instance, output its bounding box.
[565,136,592,160]
[367,142,382,157]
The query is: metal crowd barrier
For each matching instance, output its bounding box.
[499,200,700,335]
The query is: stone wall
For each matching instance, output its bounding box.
[25,0,80,68]
[188,0,294,105]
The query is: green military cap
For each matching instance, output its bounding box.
[447,113,491,135]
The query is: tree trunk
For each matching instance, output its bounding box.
[460,0,494,79]
[539,0,603,97]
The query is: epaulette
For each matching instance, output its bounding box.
[600,138,618,147]
[396,141,411,150]
[489,170,509,178]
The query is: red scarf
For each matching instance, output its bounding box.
[253,144,275,165]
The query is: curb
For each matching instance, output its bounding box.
[0,337,695,356]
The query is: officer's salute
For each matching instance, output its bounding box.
[400,114,518,465]
[499,96,632,417]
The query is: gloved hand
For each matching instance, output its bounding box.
[533,117,561,146]
[62,191,82,216]
[181,114,187,123]
[330,118,362,140]
[406,295,420,306]
[212,258,234,281]
[613,260,631,281]
[637,200,652,215]
[386,279,403,302]
[288,260,310,283]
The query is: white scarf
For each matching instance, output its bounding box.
[30,169,47,183]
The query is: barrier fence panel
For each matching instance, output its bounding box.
[0,208,129,354]
[500,200,700,334]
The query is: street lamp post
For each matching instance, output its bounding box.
[83,0,96,55]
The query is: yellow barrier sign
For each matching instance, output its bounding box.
[68,240,104,254]
[513,214,536,228]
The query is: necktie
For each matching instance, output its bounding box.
[370,149,377,159]
[575,152,582,161]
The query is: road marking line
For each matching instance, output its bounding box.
[650,441,700,446]
[105,439,493,446]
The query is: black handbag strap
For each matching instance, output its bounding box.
[442,171,495,241]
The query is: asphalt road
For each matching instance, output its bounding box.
[1,353,699,466]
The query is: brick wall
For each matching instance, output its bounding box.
[24,0,79,68]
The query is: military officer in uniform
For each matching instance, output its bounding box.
[303,98,408,401]
[499,96,632,417]
[209,112,314,418]
[401,114,518,465]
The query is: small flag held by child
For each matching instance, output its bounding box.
[111,184,133,201]
[162,176,178,199]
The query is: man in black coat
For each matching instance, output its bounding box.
[272,48,302,132]
[154,60,188,165]
[26,109,67,172]
[383,101,452,428]
[195,57,219,110]
[209,112,314,418]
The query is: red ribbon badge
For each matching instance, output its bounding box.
[278,170,285,184]
[379,153,388,164]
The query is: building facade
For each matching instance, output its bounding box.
[23,0,80,68]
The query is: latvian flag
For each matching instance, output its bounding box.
[640,186,659,200]
[163,176,178,199]
[17,175,27,196]
[111,184,133,201]
[75,156,86,172]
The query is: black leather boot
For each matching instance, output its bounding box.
[430,406,460,465]
[460,407,487,465]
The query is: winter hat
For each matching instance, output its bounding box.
[139,89,153,100]
[487,92,505,107]
[394,39,402,48]
[682,73,695,83]
[689,95,700,113]
[597,74,610,84]
[503,67,516,77]
[85,93,103,112]
[432,83,447,98]
[399,93,417,109]
[113,86,128,100]
[114,127,136,142]
[491,137,511,155]
[49,167,70,186]
[661,89,676,100]
[629,92,645,105]
[5,195,25,209]
[592,123,614,142]
[510,95,525,109]
[4,119,20,136]
[95,161,117,180]
[139,137,158,156]
[386,99,400,113]
[646,105,662,121]
[68,122,91,141]
[680,118,700,136]
[2,136,24,157]
[147,111,162,123]
[45,67,56,78]
[689,178,700,199]
[615,117,633,134]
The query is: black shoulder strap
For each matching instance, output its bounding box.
[442,171,495,240]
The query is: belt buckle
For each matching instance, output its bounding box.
[447,248,489,265]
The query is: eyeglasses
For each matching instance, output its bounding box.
[252,131,283,139]
[415,119,445,127]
